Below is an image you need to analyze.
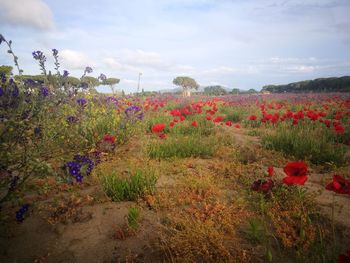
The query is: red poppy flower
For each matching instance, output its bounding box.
[206,115,212,120]
[151,123,166,133]
[191,121,198,127]
[213,116,223,123]
[338,250,350,263]
[251,179,274,193]
[225,120,232,126]
[234,123,241,128]
[326,175,350,195]
[335,125,345,134]
[169,122,175,127]
[267,166,274,177]
[103,135,116,143]
[180,116,186,121]
[283,161,308,186]
[249,115,257,121]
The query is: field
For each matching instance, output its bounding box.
[1,88,350,262]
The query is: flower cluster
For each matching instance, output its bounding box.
[251,179,274,194]
[84,66,93,74]
[98,73,107,82]
[16,204,29,223]
[40,87,49,97]
[326,175,350,195]
[125,105,144,121]
[66,115,79,124]
[32,51,46,61]
[65,154,95,183]
[77,98,87,107]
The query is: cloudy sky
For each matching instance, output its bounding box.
[0,0,349,92]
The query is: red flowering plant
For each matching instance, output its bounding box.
[326,175,350,195]
[151,123,167,139]
[251,179,274,194]
[338,250,350,263]
[282,161,308,186]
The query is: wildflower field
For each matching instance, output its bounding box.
[1,38,350,263]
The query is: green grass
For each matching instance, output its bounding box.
[102,169,157,201]
[147,135,218,159]
[127,207,140,230]
[262,121,347,166]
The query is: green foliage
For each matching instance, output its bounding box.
[0,65,13,76]
[147,135,217,159]
[262,122,347,166]
[262,76,350,93]
[81,76,100,88]
[127,207,140,230]
[173,76,199,90]
[203,85,227,95]
[102,169,157,201]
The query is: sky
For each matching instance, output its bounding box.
[0,0,350,93]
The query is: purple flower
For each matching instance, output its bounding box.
[32,51,46,61]
[52,49,58,56]
[0,87,3,97]
[66,115,79,124]
[0,34,4,44]
[125,105,144,121]
[98,73,107,82]
[15,204,29,223]
[1,73,6,83]
[34,127,42,137]
[40,87,49,97]
[84,67,93,74]
[77,98,87,107]
[63,70,69,78]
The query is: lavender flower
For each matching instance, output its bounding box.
[98,73,107,82]
[32,51,45,61]
[77,98,87,107]
[0,87,3,97]
[84,66,93,74]
[15,204,29,223]
[40,87,49,97]
[63,70,69,78]
[125,105,144,121]
[66,115,79,124]
[52,49,58,56]
[1,73,6,83]
[65,154,96,183]
[0,34,4,44]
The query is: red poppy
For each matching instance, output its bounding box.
[151,123,166,133]
[206,115,212,120]
[180,116,186,121]
[213,116,223,123]
[234,123,241,128]
[225,120,232,126]
[283,161,308,186]
[267,166,274,177]
[169,122,175,127]
[251,179,274,194]
[326,175,350,195]
[338,250,350,263]
[335,125,345,134]
[249,115,257,121]
[191,121,198,127]
[103,135,116,143]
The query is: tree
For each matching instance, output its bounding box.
[0,65,13,76]
[81,76,99,88]
[231,88,240,95]
[173,76,199,96]
[104,78,120,95]
[203,85,227,95]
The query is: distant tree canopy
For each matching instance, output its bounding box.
[81,76,100,88]
[0,65,13,76]
[173,76,199,91]
[231,88,240,94]
[203,85,227,95]
[261,76,350,93]
[104,78,120,95]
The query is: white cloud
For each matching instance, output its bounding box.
[0,0,54,29]
[60,49,93,70]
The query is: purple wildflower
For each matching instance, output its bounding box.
[52,49,58,56]
[84,67,93,74]
[32,51,46,61]
[63,70,69,78]
[66,115,79,124]
[98,73,107,82]
[15,204,29,223]
[77,98,87,107]
[40,87,49,97]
